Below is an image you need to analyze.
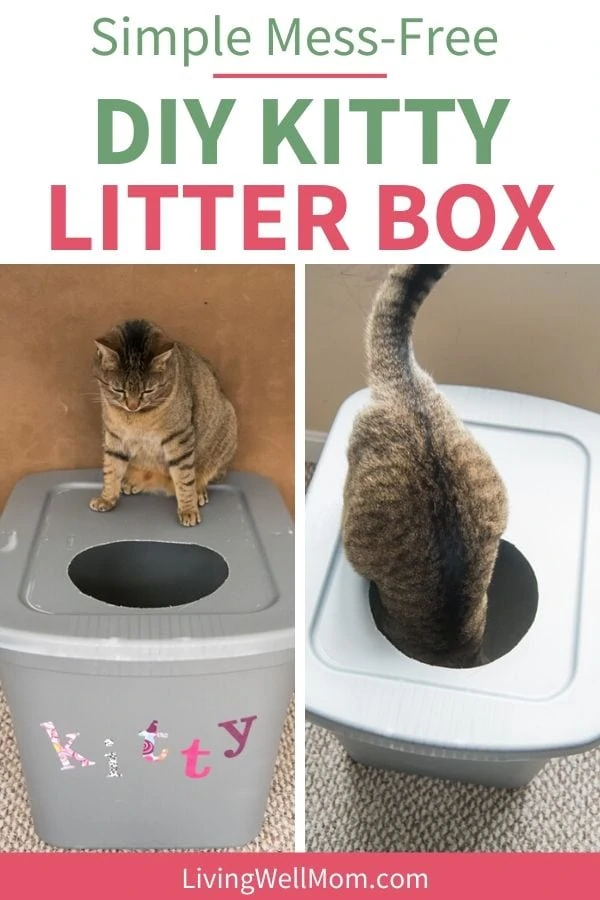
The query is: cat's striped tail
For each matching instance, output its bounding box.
[366,264,450,390]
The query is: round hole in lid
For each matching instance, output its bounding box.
[68,541,229,609]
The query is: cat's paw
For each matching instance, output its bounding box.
[121,479,142,495]
[178,507,201,527]
[90,495,117,513]
[198,487,209,507]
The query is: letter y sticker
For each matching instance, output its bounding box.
[218,715,258,759]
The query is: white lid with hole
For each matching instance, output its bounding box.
[306,388,600,757]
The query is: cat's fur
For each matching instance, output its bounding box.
[342,265,508,667]
[90,319,237,526]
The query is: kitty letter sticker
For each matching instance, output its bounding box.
[40,715,258,779]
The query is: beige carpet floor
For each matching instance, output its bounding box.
[305,462,600,852]
[0,690,294,852]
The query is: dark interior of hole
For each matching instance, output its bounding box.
[68,541,229,609]
[368,540,538,667]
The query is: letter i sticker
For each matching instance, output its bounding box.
[104,738,122,778]
[139,719,169,762]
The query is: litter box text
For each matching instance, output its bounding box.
[51,182,554,252]
[40,715,257,779]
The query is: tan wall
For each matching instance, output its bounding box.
[0,265,294,513]
[306,265,600,433]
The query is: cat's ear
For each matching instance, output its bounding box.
[150,342,175,371]
[94,338,120,369]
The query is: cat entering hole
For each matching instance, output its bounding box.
[90,318,237,526]
[342,265,508,668]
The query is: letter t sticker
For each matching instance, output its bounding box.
[139,719,169,762]
[180,739,211,779]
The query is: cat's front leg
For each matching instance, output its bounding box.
[166,448,199,526]
[90,444,131,513]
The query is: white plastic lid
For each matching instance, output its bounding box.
[307,388,600,758]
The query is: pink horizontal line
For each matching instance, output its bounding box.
[213,72,387,79]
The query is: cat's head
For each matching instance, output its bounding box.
[93,319,175,413]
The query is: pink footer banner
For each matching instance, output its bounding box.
[1,852,599,897]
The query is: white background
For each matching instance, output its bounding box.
[2,0,598,261]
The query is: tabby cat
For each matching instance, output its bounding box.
[342,265,508,667]
[90,319,237,526]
